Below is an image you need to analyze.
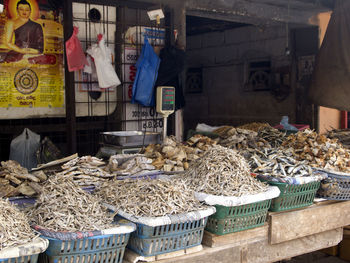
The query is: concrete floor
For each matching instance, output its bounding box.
[276,251,349,263]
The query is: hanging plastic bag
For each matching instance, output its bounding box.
[131,37,160,107]
[9,128,40,171]
[65,26,88,72]
[280,116,298,131]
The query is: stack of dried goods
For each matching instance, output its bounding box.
[27,175,114,232]
[249,148,313,178]
[107,154,155,176]
[0,198,37,250]
[56,156,113,187]
[237,122,271,132]
[0,160,47,197]
[326,129,350,149]
[184,145,268,196]
[96,178,207,217]
[257,126,287,148]
[282,129,350,172]
[142,135,217,172]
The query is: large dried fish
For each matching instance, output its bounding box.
[26,175,115,232]
[237,122,271,132]
[184,145,268,196]
[96,178,207,217]
[0,199,37,250]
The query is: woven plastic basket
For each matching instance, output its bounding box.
[317,171,350,200]
[39,233,130,263]
[0,254,39,263]
[122,216,208,257]
[267,181,320,212]
[205,199,271,235]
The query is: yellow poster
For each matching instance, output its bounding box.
[0,0,64,108]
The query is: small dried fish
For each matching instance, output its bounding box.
[237,122,271,132]
[26,175,115,232]
[184,145,268,196]
[0,199,37,250]
[96,178,208,217]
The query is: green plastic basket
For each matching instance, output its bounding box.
[268,181,320,212]
[205,199,271,235]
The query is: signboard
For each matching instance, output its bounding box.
[0,0,64,108]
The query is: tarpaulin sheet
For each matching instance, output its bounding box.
[309,0,350,110]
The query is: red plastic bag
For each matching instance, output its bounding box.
[65,26,88,72]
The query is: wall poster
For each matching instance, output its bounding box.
[0,0,64,108]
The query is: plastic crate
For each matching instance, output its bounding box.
[0,254,39,263]
[205,199,271,235]
[125,217,208,257]
[267,181,320,212]
[39,233,130,263]
[317,171,350,200]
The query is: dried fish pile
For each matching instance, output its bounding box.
[0,160,47,197]
[184,145,268,196]
[27,175,114,232]
[107,154,155,176]
[282,129,350,172]
[326,129,350,149]
[237,122,271,132]
[257,126,287,148]
[57,156,113,187]
[142,135,217,172]
[249,148,313,178]
[96,178,207,217]
[215,127,271,154]
[0,198,37,250]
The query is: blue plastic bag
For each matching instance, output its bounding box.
[131,37,160,107]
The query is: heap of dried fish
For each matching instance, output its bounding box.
[0,199,37,250]
[184,145,268,196]
[237,122,271,132]
[326,129,350,149]
[56,156,113,187]
[27,175,114,232]
[249,148,313,178]
[282,129,350,172]
[257,126,287,148]
[96,178,207,217]
[107,154,155,176]
[0,160,47,197]
[216,127,271,155]
[142,135,217,172]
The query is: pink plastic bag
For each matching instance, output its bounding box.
[65,26,88,72]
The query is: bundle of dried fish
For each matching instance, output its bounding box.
[0,160,47,197]
[0,198,37,250]
[257,126,287,148]
[142,135,217,172]
[282,129,350,172]
[326,129,350,149]
[216,127,271,154]
[249,148,313,178]
[107,154,155,175]
[237,122,271,132]
[27,175,114,232]
[96,178,207,217]
[57,156,113,187]
[184,145,268,196]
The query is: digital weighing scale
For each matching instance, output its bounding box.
[156,86,175,140]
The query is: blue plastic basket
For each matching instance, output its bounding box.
[39,233,130,263]
[0,254,39,263]
[125,217,208,257]
[317,171,350,200]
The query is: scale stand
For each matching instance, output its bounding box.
[156,86,175,142]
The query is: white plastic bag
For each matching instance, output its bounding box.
[9,128,40,171]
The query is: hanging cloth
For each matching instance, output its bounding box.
[86,35,121,89]
[155,46,186,110]
[131,37,160,107]
[309,0,350,110]
[65,26,88,72]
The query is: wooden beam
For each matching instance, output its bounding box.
[269,201,350,244]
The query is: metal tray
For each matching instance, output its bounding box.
[100,131,161,147]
